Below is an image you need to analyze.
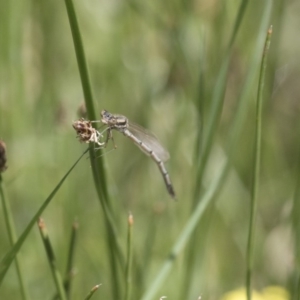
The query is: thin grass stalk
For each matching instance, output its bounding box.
[226,2,273,156]
[84,284,101,300]
[124,213,133,300]
[0,177,30,300]
[293,136,300,300]
[246,25,273,300]
[62,0,96,122]
[192,57,229,201]
[0,149,88,284]
[88,183,126,298]
[194,0,251,200]
[193,0,250,202]
[292,110,300,298]
[266,0,285,106]
[63,0,108,200]
[97,196,126,266]
[64,221,79,298]
[85,161,125,270]
[193,31,205,160]
[63,1,125,298]
[38,218,67,300]
[227,0,250,50]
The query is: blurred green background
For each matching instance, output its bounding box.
[0,0,299,299]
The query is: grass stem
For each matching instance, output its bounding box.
[0,177,30,300]
[124,213,133,300]
[245,25,273,300]
[38,218,67,300]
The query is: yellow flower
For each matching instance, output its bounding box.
[220,286,289,300]
[262,286,290,300]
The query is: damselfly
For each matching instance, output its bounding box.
[100,110,175,199]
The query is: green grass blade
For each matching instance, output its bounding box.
[227,0,273,156]
[38,218,67,300]
[63,0,108,200]
[293,143,300,299]
[193,0,251,201]
[0,149,88,285]
[64,220,79,298]
[228,0,250,50]
[124,213,133,300]
[63,0,96,121]
[0,177,30,300]
[64,1,125,297]
[193,54,230,201]
[246,25,273,300]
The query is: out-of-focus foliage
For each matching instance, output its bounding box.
[0,0,299,299]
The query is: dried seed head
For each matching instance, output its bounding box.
[72,118,104,147]
[0,140,8,173]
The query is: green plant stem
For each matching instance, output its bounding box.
[294,195,300,300]
[0,149,88,285]
[63,1,125,298]
[227,0,250,50]
[293,128,300,300]
[124,213,133,300]
[84,284,101,300]
[63,0,107,197]
[193,55,230,202]
[246,25,273,300]
[38,218,67,300]
[64,220,79,298]
[0,177,30,300]
[193,0,250,202]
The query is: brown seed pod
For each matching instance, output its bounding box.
[0,140,7,173]
[72,118,104,147]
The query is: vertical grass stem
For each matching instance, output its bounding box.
[124,213,133,300]
[0,178,30,300]
[63,1,125,297]
[38,218,67,300]
[246,25,273,300]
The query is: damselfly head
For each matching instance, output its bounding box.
[101,110,128,129]
[100,110,111,125]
